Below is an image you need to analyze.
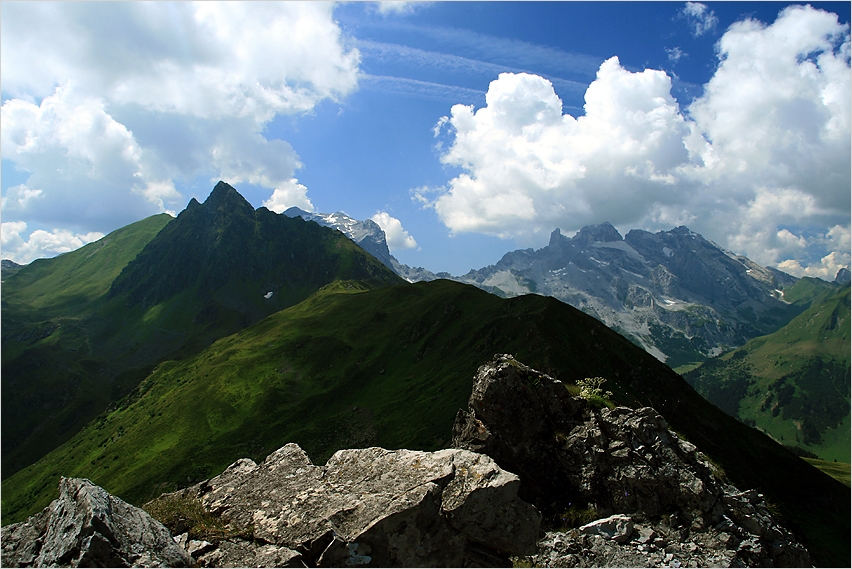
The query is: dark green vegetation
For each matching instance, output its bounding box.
[685,281,851,462]
[2,182,402,478]
[3,279,849,566]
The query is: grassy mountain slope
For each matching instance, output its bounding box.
[1,214,174,476]
[2,182,403,479]
[3,279,848,566]
[685,283,851,461]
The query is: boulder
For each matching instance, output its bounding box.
[1,477,191,567]
[453,354,812,567]
[579,515,634,543]
[161,443,541,567]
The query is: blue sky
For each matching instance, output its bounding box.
[2,2,850,278]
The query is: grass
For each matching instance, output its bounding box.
[143,493,254,542]
[684,285,851,462]
[2,193,403,481]
[804,458,851,488]
[2,279,849,567]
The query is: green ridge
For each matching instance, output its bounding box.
[2,183,403,479]
[3,279,849,567]
[685,285,851,462]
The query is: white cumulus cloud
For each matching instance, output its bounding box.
[370,212,418,250]
[262,179,315,213]
[424,5,850,278]
[1,221,104,265]
[1,2,359,263]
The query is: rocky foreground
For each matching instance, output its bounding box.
[2,355,812,567]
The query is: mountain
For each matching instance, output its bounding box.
[2,213,174,477]
[281,206,455,283]
[452,223,805,368]
[1,259,22,278]
[684,281,851,461]
[1,182,402,479]
[3,279,848,566]
[282,206,394,270]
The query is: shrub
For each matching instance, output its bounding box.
[574,376,614,408]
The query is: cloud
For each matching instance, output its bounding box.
[681,2,718,37]
[262,179,314,213]
[373,2,432,16]
[370,212,418,250]
[1,85,179,229]
[666,47,686,63]
[427,61,693,238]
[424,5,850,277]
[1,221,104,265]
[1,2,359,259]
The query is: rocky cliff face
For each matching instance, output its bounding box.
[1,477,190,567]
[453,355,811,567]
[453,224,800,367]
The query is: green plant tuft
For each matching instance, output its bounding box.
[575,376,615,408]
[144,494,253,543]
[551,505,599,531]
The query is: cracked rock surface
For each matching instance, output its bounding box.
[1,477,191,567]
[167,443,541,567]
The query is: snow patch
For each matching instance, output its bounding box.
[264,291,273,299]
[662,247,674,257]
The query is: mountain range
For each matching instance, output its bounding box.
[1,182,401,477]
[284,209,834,373]
[1,183,849,567]
[292,208,850,460]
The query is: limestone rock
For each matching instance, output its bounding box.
[579,515,634,543]
[165,443,541,567]
[454,354,811,567]
[1,477,191,567]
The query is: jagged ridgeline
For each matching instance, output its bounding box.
[685,280,851,462]
[3,280,849,565]
[1,182,402,478]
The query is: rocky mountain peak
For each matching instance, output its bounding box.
[203,181,254,217]
[453,354,811,568]
[548,227,565,247]
[572,222,623,245]
[835,267,851,284]
[283,207,393,270]
[1,355,813,567]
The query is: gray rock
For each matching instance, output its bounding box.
[166,443,540,567]
[579,515,634,543]
[449,224,800,364]
[1,477,191,567]
[195,540,303,568]
[455,354,812,567]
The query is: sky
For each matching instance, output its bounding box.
[2,1,850,279]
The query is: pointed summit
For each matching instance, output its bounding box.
[111,182,401,311]
[204,181,254,216]
[548,228,564,247]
